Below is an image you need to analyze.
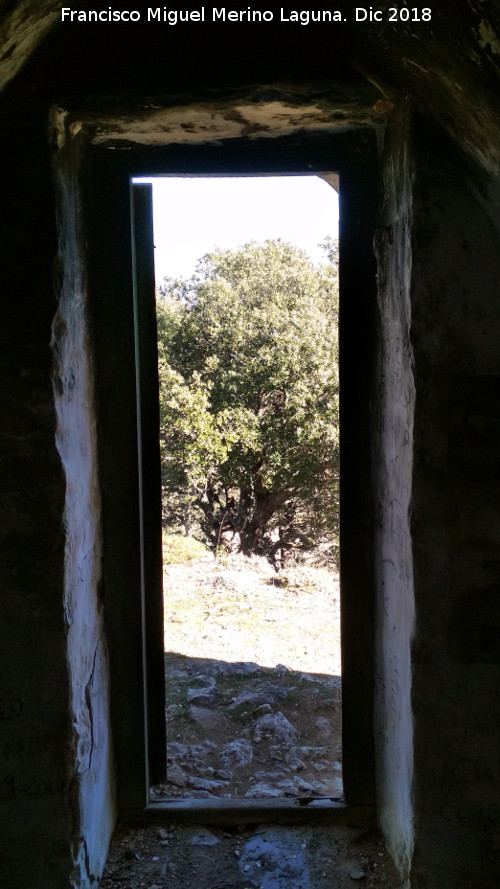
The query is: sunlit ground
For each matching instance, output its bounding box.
[163,553,341,675]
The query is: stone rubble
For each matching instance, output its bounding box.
[159,656,343,801]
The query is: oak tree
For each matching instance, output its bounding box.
[157,239,339,564]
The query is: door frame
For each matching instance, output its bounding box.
[80,126,378,816]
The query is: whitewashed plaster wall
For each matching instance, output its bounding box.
[51,142,116,888]
[372,110,415,886]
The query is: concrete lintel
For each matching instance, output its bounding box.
[56,88,393,148]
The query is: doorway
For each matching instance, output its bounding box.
[85,127,378,815]
[137,175,342,803]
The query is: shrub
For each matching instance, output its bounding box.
[162,532,208,564]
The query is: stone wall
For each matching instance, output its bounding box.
[0,101,116,887]
[410,123,500,889]
[0,100,74,885]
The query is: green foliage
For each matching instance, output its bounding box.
[157,239,339,563]
[162,530,208,565]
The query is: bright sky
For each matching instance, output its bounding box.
[134,176,339,283]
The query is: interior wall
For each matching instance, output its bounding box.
[51,128,116,886]
[0,101,75,886]
[372,108,415,884]
[0,97,116,888]
[409,122,500,889]
[1,8,499,883]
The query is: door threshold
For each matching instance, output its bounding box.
[120,797,374,826]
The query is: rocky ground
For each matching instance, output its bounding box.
[157,654,342,802]
[100,552,404,889]
[155,554,342,802]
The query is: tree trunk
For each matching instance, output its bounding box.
[239,488,291,557]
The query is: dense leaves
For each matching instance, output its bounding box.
[157,239,339,565]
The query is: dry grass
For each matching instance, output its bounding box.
[163,551,341,675]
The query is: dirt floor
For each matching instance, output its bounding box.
[100,821,403,889]
[100,552,404,889]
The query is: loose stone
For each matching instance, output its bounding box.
[253,712,298,745]
[220,738,253,768]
